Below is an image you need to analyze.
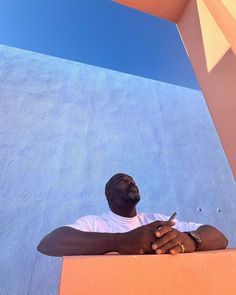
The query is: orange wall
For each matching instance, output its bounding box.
[60,250,236,295]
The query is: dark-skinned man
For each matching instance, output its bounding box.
[37,173,228,256]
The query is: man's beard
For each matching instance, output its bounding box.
[110,187,141,206]
[123,190,140,204]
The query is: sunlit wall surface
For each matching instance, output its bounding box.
[0,44,235,295]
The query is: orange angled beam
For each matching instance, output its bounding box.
[113,0,188,23]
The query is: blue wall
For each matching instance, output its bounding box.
[0,44,235,295]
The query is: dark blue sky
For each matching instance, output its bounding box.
[0,0,199,89]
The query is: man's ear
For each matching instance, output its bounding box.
[105,190,110,200]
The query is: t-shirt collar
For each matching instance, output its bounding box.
[107,210,139,224]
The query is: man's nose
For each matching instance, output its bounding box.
[129,180,135,186]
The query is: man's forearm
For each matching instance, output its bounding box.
[195,225,228,251]
[37,226,120,256]
[38,220,174,256]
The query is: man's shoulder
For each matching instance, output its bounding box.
[66,214,108,231]
[72,214,109,224]
[76,214,103,220]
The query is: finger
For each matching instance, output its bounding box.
[147,219,175,229]
[169,244,185,255]
[154,238,180,254]
[154,226,173,238]
[152,231,178,251]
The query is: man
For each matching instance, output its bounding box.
[37,173,228,256]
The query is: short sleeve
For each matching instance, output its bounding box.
[65,215,97,232]
[151,213,203,232]
[174,219,203,232]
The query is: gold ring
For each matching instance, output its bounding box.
[179,243,185,253]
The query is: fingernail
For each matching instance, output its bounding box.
[156,249,161,254]
[152,244,157,250]
[156,232,160,237]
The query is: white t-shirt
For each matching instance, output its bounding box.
[67,211,202,233]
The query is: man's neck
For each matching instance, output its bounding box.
[109,206,137,218]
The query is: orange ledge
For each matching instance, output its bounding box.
[59,249,236,295]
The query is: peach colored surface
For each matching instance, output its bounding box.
[113,0,188,23]
[195,0,230,72]
[221,0,236,20]
[59,249,236,295]
[203,0,236,54]
[113,0,236,178]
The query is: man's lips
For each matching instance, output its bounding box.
[128,187,138,193]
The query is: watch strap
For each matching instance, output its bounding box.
[185,231,202,251]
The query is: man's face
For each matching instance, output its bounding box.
[106,174,141,206]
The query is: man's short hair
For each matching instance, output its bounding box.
[105,173,127,195]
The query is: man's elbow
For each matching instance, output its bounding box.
[37,239,62,257]
[214,227,228,249]
[37,241,49,256]
[221,233,228,249]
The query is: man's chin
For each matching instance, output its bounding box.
[126,193,140,203]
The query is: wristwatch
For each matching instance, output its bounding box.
[186,231,202,250]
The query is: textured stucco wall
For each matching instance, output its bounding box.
[0,44,235,295]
